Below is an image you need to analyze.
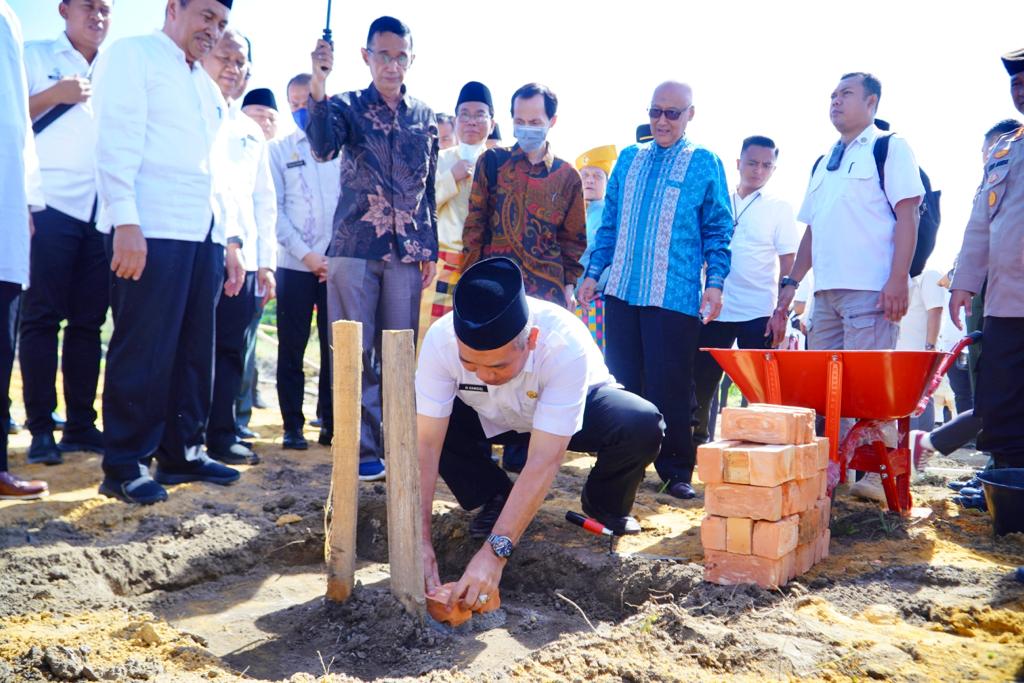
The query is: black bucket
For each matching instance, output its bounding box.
[977,468,1024,536]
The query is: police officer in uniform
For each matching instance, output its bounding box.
[949,49,1024,470]
[416,257,664,607]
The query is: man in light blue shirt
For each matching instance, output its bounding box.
[579,81,732,501]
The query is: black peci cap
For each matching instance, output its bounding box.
[1002,48,1024,76]
[453,257,529,351]
[242,88,277,111]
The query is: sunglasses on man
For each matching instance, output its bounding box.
[648,107,688,121]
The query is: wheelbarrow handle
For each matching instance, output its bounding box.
[913,331,983,416]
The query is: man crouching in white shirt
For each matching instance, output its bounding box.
[417,257,664,610]
[93,0,243,505]
[200,30,277,467]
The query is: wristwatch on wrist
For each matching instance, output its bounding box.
[487,533,514,559]
[227,236,243,248]
[779,276,800,290]
[925,343,936,351]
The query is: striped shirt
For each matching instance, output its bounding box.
[586,138,733,317]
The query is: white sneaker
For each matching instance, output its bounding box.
[849,472,887,504]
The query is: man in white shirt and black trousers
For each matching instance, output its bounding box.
[200,29,277,466]
[21,0,113,466]
[691,135,799,452]
[93,0,243,505]
[417,257,664,607]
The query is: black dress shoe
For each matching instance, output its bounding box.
[667,481,697,500]
[581,486,641,535]
[469,492,508,539]
[318,429,332,446]
[154,453,240,486]
[208,442,260,465]
[27,433,63,466]
[58,426,105,454]
[310,418,323,428]
[282,429,308,450]
[236,425,259,439]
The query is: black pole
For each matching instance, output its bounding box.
[321,0,333,71]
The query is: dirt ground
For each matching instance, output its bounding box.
[1,368,1022,682]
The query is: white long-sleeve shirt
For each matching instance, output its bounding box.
[0,1,43,286]
[269,129,340,272]
[93,31,230,243]
[212,109,277,271]
[24,31,99,222]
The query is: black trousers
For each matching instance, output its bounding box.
[975,316,1024,467]
[207,272,256,451]
[235,294,264,429]
[438,387,663,516]
[947,360,974,414]
[0,282,21,472]
[275,267,332,434]
[102,231,223,482]
[692,317,770,450]
[19,207,108,436]
[604,295,700,484]
[930,409,982,455]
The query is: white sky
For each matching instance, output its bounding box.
[13,0,1024,273]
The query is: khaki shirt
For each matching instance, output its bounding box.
[953,126,1024,317]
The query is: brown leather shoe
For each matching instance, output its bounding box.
[0,471,49,500]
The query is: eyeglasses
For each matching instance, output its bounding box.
[456,112,491,123]
[366,49,412,69]
[648,107,687,121]
[825,140,846,171]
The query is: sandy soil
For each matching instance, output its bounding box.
[1,370,1022,682]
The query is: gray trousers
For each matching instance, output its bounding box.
[808,289,899,351]
[327,255,422,462]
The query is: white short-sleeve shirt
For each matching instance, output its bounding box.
[24,32,98,222]
[719,190,800,322]
[415,298,615,438]
[798,125,924,293]
[897,269,946,350]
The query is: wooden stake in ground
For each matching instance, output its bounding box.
[382,330,425,616]
[326,320,361,602]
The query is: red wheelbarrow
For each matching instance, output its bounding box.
[706,332,981,516]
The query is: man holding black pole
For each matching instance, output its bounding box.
[307,15,439,481]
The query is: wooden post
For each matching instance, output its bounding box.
[382,330,425,616]
[326,320,361,602]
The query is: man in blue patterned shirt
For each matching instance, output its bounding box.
[308,16,439,481]
[579,81,732,501]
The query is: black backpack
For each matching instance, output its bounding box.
[811,134,941,277]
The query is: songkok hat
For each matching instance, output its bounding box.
[456,81,493,112]
[453,257,529,351]
[488,122,502,141]
[636,124,653,143]
[216,0,233,7]
[1002,48,1024,76]
[242,88,277,111]
[575,145,617,176]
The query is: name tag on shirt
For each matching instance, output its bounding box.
[458,383,488,393]
[286,159,306,169]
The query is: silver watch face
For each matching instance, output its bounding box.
[489,534,514,558]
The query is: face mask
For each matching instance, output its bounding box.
[458,141,487,163]
[513,124,548,153]
[292,108,309,131]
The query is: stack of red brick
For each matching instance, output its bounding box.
[698,404,831,589]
